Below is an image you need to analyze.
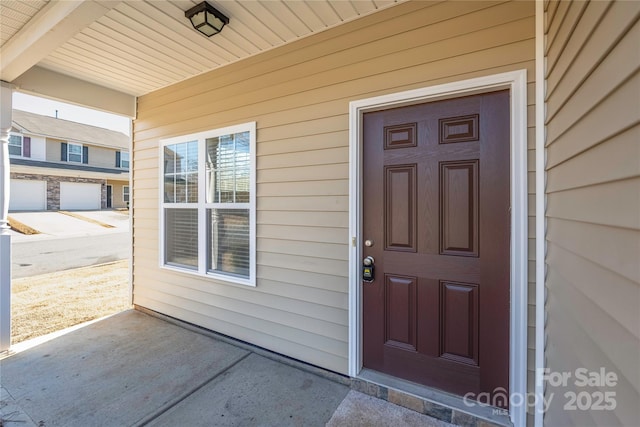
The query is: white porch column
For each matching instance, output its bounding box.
[0,81,13,352]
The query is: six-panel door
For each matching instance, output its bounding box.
[362,91,510,402]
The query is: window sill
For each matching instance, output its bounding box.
[160,263,256,288]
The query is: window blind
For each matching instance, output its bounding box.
[208,209,249,277]
[165,208,198,269]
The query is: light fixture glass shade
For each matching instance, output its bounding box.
[199,23,218,37]
[185,2,229,37]
[190,11,206,27]
[208,16,225,30]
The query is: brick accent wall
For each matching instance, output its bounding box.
[10,172,107,210]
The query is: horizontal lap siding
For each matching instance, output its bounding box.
[544,1,640,425]
[133,0,535,375]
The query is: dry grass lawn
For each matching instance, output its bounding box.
[11,260,131,344]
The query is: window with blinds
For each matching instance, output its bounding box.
[208,209,249,277]
[160,122,256,286]
[121,152,130,169]
[206,132,251,278]
[165,208,198,269]
[164,141,198,203]
[8,135,22,156]
[68,143,83,163]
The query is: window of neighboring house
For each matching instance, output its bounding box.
[68,143,82,163]
[121,152,130,169]
[117,151,130,169]
[8,134,22,156]
[9,134,30,157]
[160,122,256,286]
[123,185,130,203]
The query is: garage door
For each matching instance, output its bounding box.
[9,180,46,211]
[60,182,102,210]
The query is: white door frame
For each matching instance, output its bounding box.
[348,70,529,427]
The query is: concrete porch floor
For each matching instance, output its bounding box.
[0,309,454,427]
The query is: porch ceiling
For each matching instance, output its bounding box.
[1,0,404,112]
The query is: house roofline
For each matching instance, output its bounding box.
[11,109,130,151]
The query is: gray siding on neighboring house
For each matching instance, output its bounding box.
[544,1,640,426]
[133,1,536,377]
[89,145,119,169]
[44,138,123,169]
[8,133,46,161]
[45,138,63,163]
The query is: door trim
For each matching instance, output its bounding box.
[348,70,528,426]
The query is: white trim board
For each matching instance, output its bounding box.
[348,70,529,427]
[534,1,546,426]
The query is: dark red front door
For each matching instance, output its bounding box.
[362,90,510,400]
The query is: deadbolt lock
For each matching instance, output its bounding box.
[362,256,375,282]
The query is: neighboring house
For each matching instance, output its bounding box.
[0,1,638,426]
[8,110,130,211]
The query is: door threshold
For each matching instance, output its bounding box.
[353,369,513,427]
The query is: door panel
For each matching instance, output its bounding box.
[362,90,510,402]
[384,274,417,351]
[384,165,417,251]
[440,160,479,256]
[440,281,479,366]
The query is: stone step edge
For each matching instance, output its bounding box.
[350,377,512,427]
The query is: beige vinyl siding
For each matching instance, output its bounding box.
[544,1,640,426]
[133,0,536,376]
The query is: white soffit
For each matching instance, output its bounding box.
[1,0,406,99]
[1,0,120,82]
[0,0,49,46]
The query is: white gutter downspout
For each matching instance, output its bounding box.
[0,81,14,353]
[535,1,546,426]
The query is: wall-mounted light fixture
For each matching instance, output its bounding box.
[185,2,229,37]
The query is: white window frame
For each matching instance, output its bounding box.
[123,185,130,203]
[68,142,83,163]
[8,134,23,157]
[120,152,130,169]
[159,122,256,287]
